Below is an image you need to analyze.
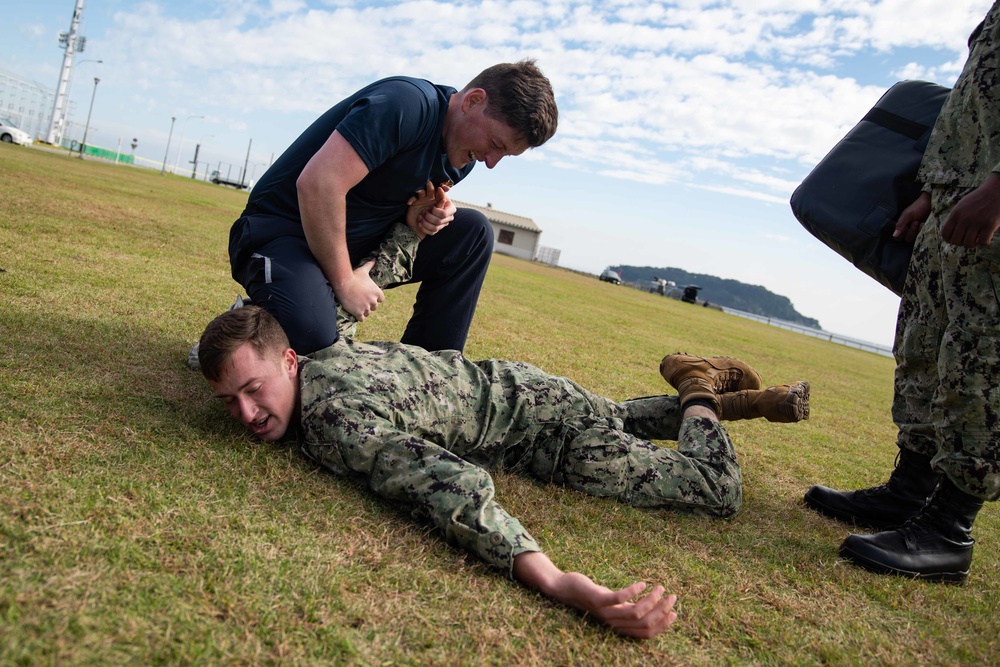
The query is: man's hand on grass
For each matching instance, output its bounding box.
[513,551,678,639]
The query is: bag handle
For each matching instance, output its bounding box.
[862,107,932,141]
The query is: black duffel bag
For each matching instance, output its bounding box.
[790,80,951,295]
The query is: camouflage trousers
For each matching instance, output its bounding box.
[893,185,1000,500]
[466,360,743,519]
[377,368,744,570]
[335,223,420,340]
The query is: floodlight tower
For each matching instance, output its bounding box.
[46,0,87,146]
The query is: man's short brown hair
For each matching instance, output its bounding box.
[464,59,558,148]
[198,306,290,382]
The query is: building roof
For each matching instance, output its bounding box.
[453,199,542,233]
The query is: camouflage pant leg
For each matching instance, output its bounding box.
[619,395,685,441]
[547,415,742,518]
[892,201,947,459]
[335,223,420,340]
[894,186,1000,500]
[506,374,741,518]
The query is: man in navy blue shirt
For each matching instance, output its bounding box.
[229,60,558,354]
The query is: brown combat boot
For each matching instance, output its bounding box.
[719,381,810,422]
[659,354,763,412]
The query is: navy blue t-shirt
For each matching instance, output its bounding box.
[244,77,473,248]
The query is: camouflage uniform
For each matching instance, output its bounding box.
[895,1,1000,501]
[335,223,420,340]
[298,341,742,574]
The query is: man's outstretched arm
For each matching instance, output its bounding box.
[513,551,678,639]
[304,399,678,639]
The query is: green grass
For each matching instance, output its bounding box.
[1,145,997,666]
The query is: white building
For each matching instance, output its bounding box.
[0,68,56,142]
[454,199,558,264]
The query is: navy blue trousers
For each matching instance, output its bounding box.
[229,209,494,354]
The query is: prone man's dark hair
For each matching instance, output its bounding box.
[463,59,558,148]
[198,306,290,382]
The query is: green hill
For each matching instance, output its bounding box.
[612,264,821,329]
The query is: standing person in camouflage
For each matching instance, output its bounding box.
[197,306,809,638]
[804,2,1000,582]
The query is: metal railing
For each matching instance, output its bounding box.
[615,278,894,357]
[719,306,893,357]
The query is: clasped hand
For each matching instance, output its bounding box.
[406,180,455,239]
[336,180,457,321]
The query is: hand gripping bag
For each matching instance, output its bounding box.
[789,80,951,295]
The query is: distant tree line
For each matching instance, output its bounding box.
[612,265,821,330]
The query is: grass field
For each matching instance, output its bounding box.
[1,145,997,666]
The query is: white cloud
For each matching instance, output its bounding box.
[93,0,994,194]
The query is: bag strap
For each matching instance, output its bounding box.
[862,107,931,141]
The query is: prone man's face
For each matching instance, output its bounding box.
[208,342,299,442]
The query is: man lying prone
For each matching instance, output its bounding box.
[197,306,808,638]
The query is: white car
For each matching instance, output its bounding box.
[599,267,622,284]
[0,117,32,146]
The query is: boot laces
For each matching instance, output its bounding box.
[858,483,893,499]
[712,368,743,391]
[892,500,951,550]
[899,507,936,534]
[895,488,957,540]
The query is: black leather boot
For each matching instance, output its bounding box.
[838,479,984,583]
[803,450,940,528]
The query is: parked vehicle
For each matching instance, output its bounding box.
[0,117,32,146]
[210,170,248,190]
[681,284,702,303]
[599,267,622,284]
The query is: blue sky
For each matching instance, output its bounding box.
[4,0,995,347]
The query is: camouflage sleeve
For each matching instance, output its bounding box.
[919,4,1000,186]
[336,223,421,340]
[301,396,541,576]
[364,223,421,289]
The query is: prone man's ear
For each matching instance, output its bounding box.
[283,348,298,376]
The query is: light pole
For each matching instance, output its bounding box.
[250,161,268,182]
[160,116,176,175]
[61,58,101,151]
[192,134,213,178]
[46,0,86,146]
[78,76,100,158]
[240,137,252,187]
[172,115,204,172]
